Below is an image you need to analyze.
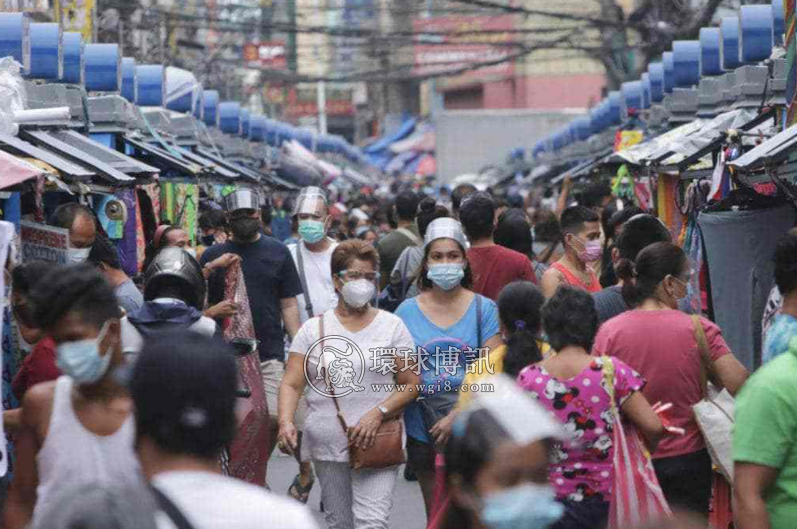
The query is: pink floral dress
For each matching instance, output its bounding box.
[518,357,645,504]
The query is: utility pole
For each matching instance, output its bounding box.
[287,0,298,72]
[317,80,328,134]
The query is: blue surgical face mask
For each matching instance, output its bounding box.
[481,483,564,529]
[298,220,326,244]
[56,321,114,385]
[427,263,465,291]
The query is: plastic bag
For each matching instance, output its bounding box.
[0,57,27,136]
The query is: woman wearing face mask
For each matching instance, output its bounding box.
[277,240,420,529]
[520,286,664,529]
[395,218,503,520]
[438,375,569,529]
[593,242,749,517]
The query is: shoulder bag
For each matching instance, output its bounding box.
[419,295,483,450]
[321,314,406,470]
[295,241,315,320]
[602,357,672,528]
[691,315,736,484]
[151,486,197,529]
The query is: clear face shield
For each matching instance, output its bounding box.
[292,187,329,220]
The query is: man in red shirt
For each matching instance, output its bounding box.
[459,192,537,300]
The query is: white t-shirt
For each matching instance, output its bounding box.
[153,471,319,529]
[290,309,415,462]
[288,240,339,323]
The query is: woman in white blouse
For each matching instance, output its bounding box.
[278,240,420,529]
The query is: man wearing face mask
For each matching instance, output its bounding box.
[3,265,141,529]
[201,189,303,477]
[49,203,97,264]
[88,235,144,316]
[284,187,338,502]
[541,206,602,298]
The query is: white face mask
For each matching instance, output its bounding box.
[68,247,91,264]
[341,279,375,308]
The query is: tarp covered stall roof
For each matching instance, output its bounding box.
[175,148,239,180]
[728,125,797,186]
[125,136,205,177]
[607,120,708,166]
[20,130,137,184]
[36,130,159,176]
[550,151,613,185]
[0,149,46,188]
[654,109,773,171]
[193,147,262,184]
[0,132,95,181]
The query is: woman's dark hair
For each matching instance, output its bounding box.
[13,261,57,328]
[599,205,645,288]
[495,209,532,258]
[619,242,687,307]
[417,198,451,238]
[13,261,57,297]
[417,239,474,292]
[442,409,509,529]
[773,231,797,295]
[498,281,544,377]
[542,286,599,352]
[611,214,672,288]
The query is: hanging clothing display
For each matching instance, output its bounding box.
[223,261,271,486]
[656,173,684,239]
[160,183,199,246]
[698,205,796,370]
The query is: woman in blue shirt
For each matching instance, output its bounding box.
[395,218,502,521]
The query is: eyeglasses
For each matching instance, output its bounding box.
[339,270,380,282]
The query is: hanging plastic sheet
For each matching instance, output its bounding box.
[698,205,796,370]
[223,261,270,485]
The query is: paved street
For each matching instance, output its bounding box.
[268,452,428,529]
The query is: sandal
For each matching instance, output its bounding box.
[288,473,314,504]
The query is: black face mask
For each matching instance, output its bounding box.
[200,235,216,247]
[230,217,260,241]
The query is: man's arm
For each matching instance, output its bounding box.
[4,388,45,529]
[734,462,778,529]
[281,297,301,342]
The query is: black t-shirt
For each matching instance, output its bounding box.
[201,235,303,362]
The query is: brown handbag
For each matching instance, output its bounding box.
[320,314,406,470]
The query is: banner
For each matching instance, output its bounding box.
[0,0,46,12]
[19,221,69,265]
[413,15,515,83]
[786,0,797,126]
[55,0,95,41]
[243,41,287,70]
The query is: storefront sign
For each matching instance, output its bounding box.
[413,15,515,83]
[20,221,69,264]
[243,41,287,70]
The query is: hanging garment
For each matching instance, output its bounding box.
[114,189,139,278]
[224,261,271,486]
[698,205,796,369]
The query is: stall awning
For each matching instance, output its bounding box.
[0,133,95,181]
[729,125,797,172]
[0,150,46,189]
[40,130,160,176]
[20,130,136,184]
[194,148,261,183]
[125,137,205,177]
[176,148,240,180]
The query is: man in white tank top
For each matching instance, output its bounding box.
[3,265,140,529]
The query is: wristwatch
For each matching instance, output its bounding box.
[377,405,389,417]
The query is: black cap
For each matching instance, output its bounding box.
[127,330,238,458]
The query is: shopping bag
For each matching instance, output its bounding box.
[691,315,735,485]
[602,357,672,529]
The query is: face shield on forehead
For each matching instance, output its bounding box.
[223,189,261,213]
[292,187,328,218]
[424,217,468,251]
